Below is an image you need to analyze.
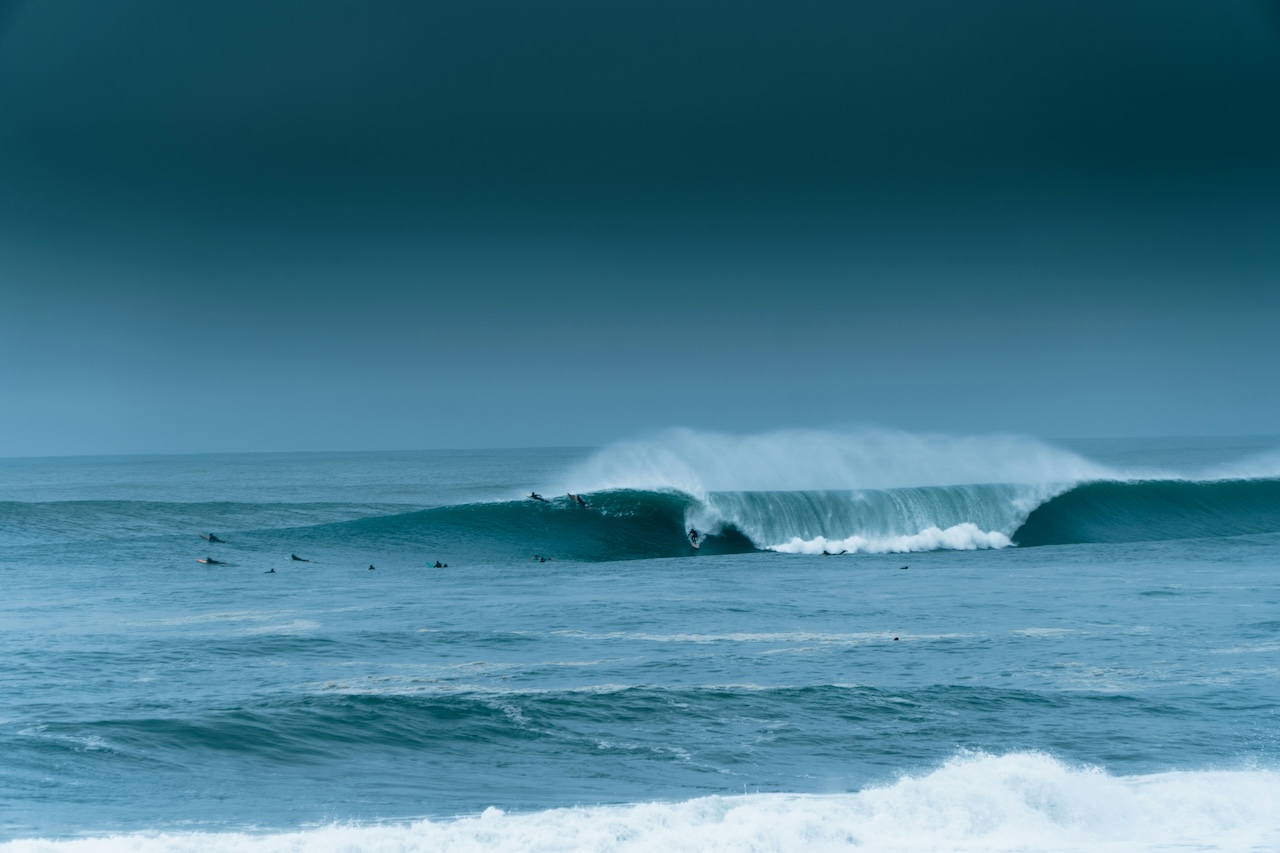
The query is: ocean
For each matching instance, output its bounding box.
[1,430,1278,852]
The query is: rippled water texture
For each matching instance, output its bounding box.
[1,433,1278,849]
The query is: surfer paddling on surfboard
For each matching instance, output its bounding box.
[568,493,589,508]
[200,533,223,543]
[529,492,548,502]
[197,557,224,565]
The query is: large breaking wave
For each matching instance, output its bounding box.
[238,430,1280,562]
[12,430,1280,563]
[291,477,1280,562]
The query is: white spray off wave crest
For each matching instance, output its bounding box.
[562,428,1113,495]
[561,429,1113,554]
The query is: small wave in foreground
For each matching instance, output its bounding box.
[5,752,1275,852]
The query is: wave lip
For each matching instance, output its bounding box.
[5,753,1277,852]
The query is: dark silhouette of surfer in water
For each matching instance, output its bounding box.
[265,568,275,573]
[201,533,223,543]
[688,529,699,546]
[529,492,548,502]
[291,554,310,562]
[568,493,588,508]
[434,561,448,568]
[198,557,224,565]
[368,564,376,570]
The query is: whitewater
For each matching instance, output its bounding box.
[2,430,1279,851]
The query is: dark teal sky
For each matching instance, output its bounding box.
[2,1,1279,455]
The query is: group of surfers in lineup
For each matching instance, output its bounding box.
[196,536,449,571]
[529,491,589,509]
[198,488,701,569]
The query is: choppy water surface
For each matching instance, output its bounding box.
[2,432,1278,851]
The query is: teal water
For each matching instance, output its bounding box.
[1,433,1278,851]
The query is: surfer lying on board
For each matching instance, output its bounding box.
[568,493,589,508]
[291,554,309,562]
[201,533,223,543]
[529,492,548,502]
[197,557,224,565]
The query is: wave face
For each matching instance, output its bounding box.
[1012,477,1280,546]
[299,489,749,562]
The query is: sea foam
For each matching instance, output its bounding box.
[770,521,1013,554]
[7,753,1277,852]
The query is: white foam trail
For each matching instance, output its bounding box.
[7,753,1278,852]
[560,428,1114,497]
[771,522,1013,554]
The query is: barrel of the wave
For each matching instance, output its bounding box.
[695,485,1035,555]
